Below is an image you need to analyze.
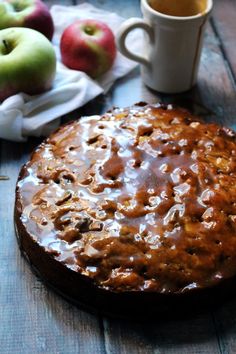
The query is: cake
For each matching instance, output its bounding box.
[15,103,236,317]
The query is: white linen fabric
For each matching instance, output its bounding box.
[0,3,139,142]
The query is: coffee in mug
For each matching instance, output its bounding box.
[148,0,207,17]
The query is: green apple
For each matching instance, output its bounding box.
[0,27,56,102]
[0,0,54,40]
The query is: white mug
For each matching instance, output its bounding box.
[116,0,213,94]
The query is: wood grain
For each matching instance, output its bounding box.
[0,0,236,353]
[103,315,221,354]
[212,0,236,83]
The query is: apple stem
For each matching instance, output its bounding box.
[84,26,94,36]
[2,40,10,54]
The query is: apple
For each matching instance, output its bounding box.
[60,19,116,79]
[0,0,54,41]
[0,27,56,102]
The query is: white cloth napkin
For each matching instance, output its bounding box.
[0,3,139,142]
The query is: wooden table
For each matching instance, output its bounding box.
[1,0,236,353]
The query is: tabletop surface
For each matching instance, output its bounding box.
[1,0,236,353]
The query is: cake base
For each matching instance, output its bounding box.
[14,103,236,319]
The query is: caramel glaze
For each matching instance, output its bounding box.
[15,103,236,294]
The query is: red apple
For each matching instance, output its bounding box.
[60,19,116,79]
[0,0,54,41]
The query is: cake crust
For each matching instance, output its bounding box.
[15,103,236,316]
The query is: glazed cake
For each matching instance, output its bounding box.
[15,103,236,316]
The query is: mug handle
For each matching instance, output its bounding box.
[116,17,154,67]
